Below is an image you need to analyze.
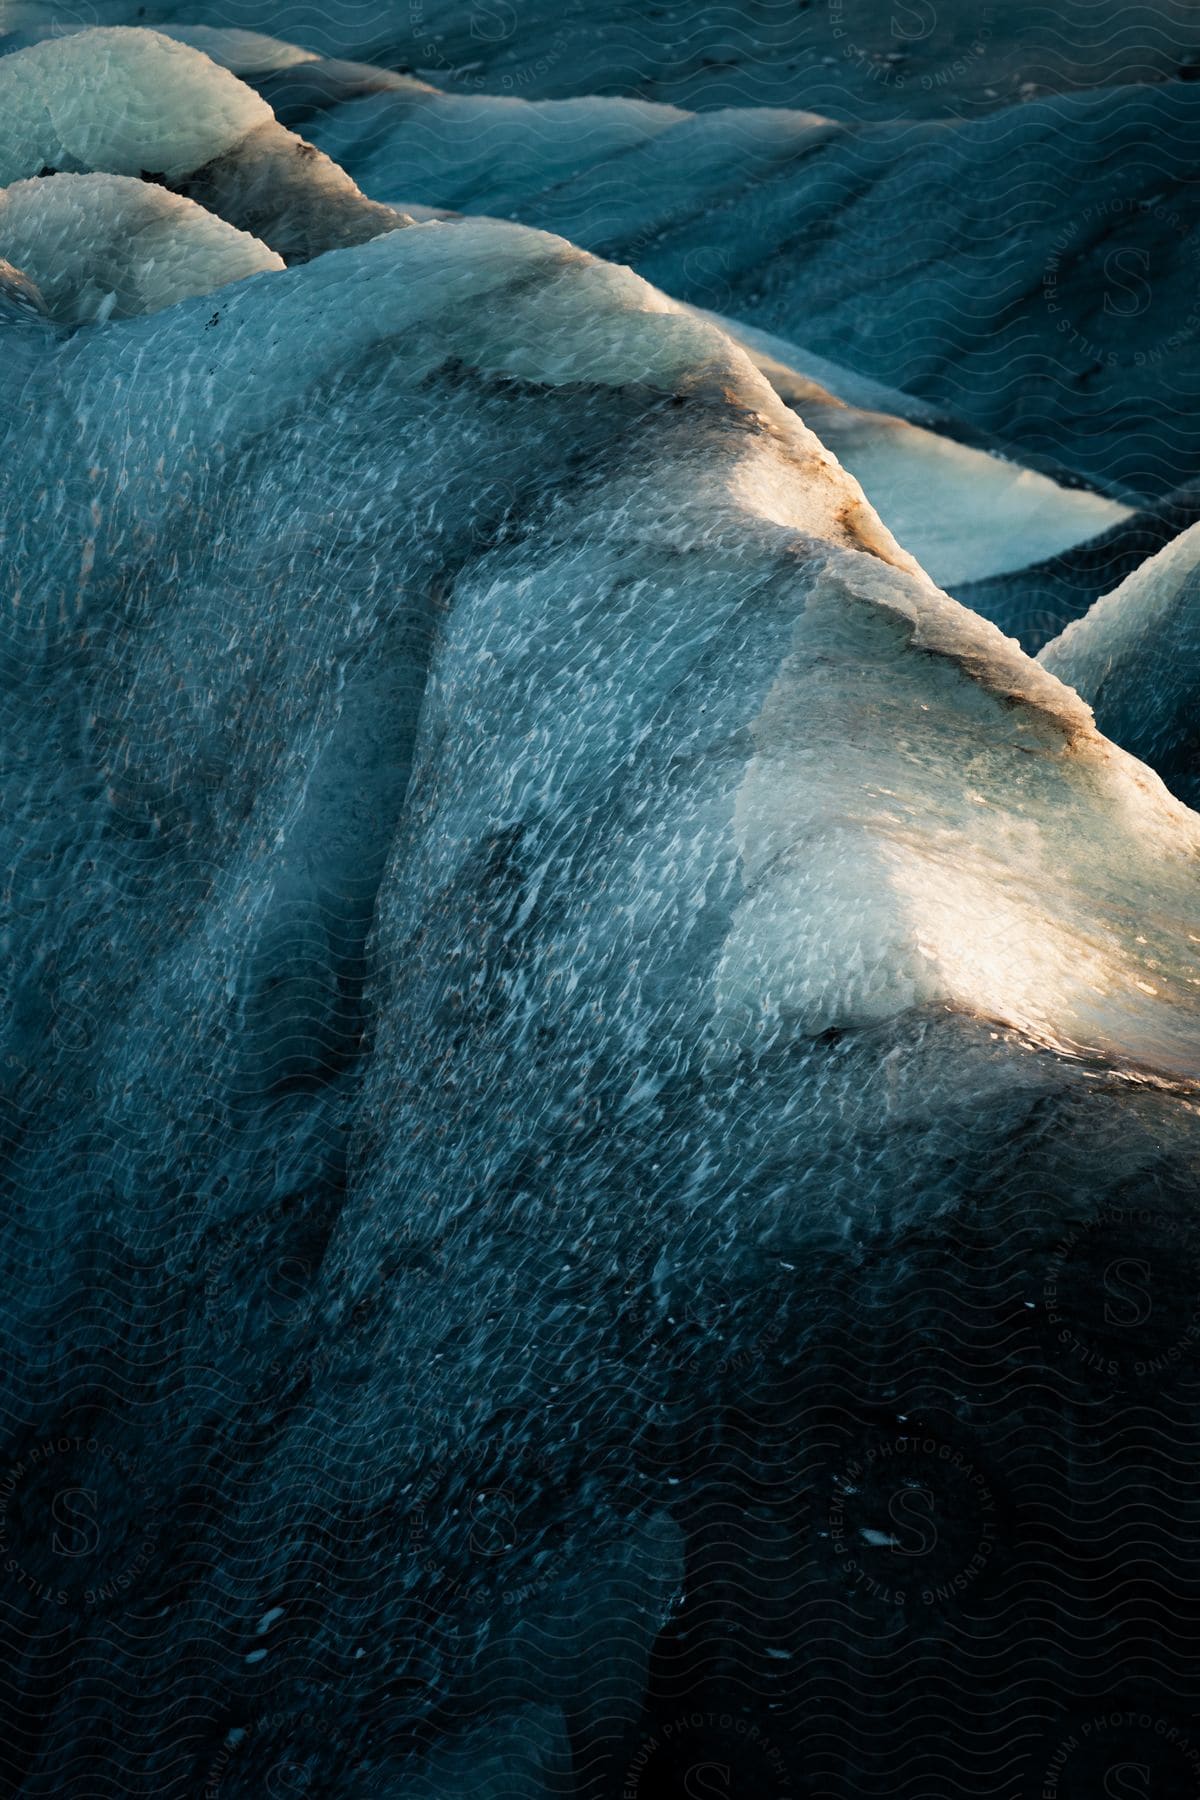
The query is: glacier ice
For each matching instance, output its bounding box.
[956,479,1200,653]
[3,116,1199,1250]
[0,27,406,260]
[10,26,1200,497]
[1,21,1200,1800]
[90,25,1149,580]
[698,309,1131,588]
[0,23,275,183]
[242,49,1200,494]
[1040,520,1200,806]
[8,0,1199,116]
[0,171,283,320]
[0,24,1164,586]
[0,251,45,315]
[162,22,320,73]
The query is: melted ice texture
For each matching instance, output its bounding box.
[1,26,1199,1138]
[2,27,1200,1795]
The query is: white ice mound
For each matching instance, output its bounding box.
[0,172,284,321]
[1040,521,1200,803]
[0,27,405,261]
[0,25,273,184]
